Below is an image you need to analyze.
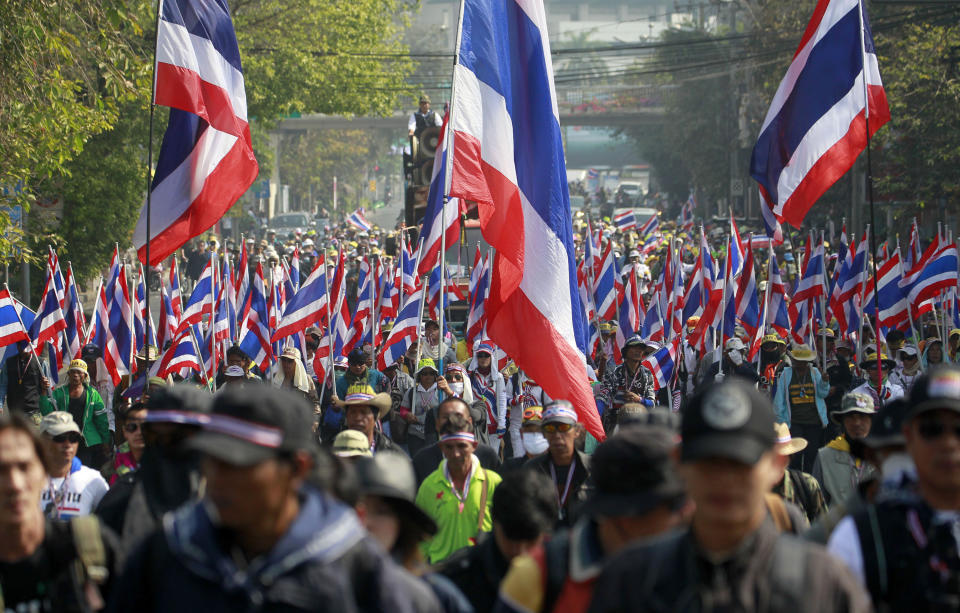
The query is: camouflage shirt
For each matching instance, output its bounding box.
[774,467,828,525]
[595,362,656,410]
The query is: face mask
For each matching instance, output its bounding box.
[728,351,744,366]
[450,382,464,396]
[522,432,549,455]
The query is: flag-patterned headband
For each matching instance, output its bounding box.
[440,432,476,444]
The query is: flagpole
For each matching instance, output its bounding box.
[143,0,163,371]
[325,251,335,398]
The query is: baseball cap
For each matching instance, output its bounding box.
[347,348,366,366]
[187,384,315,466]
[475,343,494,356]
[332,429,373,458]
[542,400,578,425]
[581,427,685,517]
[907,364,960,419]
[40,412,81,437]
[681,379,776,465]
[864,398,909,448]
[305,326,322,339]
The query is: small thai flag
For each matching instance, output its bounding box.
[613,209,636,232]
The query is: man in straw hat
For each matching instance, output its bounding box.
[338,383,399,454]
[813,391,878,505]
[771,423,827,525]
[774,343,831,472]
[40,359,111,468]
[851,351,904,408]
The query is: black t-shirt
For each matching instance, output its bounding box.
[68,394,85,430]
[0,518,118,613]
[5,354,43,413]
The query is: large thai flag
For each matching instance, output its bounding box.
[750,0,890,227]
[134,0,258,266]
[613,209,636,232]
[445,0,601,440]
[345,208,373,232]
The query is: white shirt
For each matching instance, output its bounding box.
[40,461,109,518]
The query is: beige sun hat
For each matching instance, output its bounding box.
[773,422,808,456]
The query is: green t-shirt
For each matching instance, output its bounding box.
[415,457,501,564]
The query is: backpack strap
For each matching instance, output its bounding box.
[764,493,793,533]
[71,515,108,583]
[789,469,815,522]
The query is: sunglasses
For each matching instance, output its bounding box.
[446,374,463,382]
[523,408,543,421]
[542,423,573,434]
[917,420,960,441]
[124,422,142,433]
[52,433,81,444]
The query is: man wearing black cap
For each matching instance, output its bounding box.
[588,380,870,613]
[109,384,416,612]
[497,425,687,613]
[595,335,656,435]
[827,365,960,609]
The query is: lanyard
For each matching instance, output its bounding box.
[444,459,476,514]
[550,458,577,518]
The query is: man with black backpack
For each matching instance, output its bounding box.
[588,380,870,613]
[828,365,960,610]
[0,413,120,612]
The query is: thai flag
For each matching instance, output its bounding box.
[593,240,618,321]
[330,252,352,357]
[272,258,327,342]
[642,336,681,391]
[681,195,695,232]
[44,248,66,310]
[615,268,642,353]
[426,264,464,324]
[637,215,659,241]
[749,235,774,250]
[828,232,853,333]
[108,264,135,376]
[342,257,373,355]
[156,327,203,379]
[176,255,214,334]
[901,241,959,310]
[466,247,490,348]
[169,257,183,319]
[379,261,398,321]
[400,232,419,295]
[158,282,179,350]
[89,283,123,385]
[133,266,158,353]
[751,0,890,227]
[62,264,85,361]
[288,248,300,292]
[238,261,274,370]
[219,256,238,341]
[577,260,600,360]
[418,113,462,276]
[733,238,761,337]
[759,190,785,245]
[584,219,601,281]
[235,240,249,307]
[863,246,908,329]
[134,0,258,266]
[613,209,636,232]
[445,0,601,439]
[766,253,791,337]
[641,290,664,342]
[683,229,717,323]
[345,208,372,232]
[666,246,686,340]
[793,235,826,304]
[0,288,31,349]
[377,286,424,371]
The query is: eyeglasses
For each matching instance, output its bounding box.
[124,422,142,433]
[917,420,960,441]
[523,408,543,421]
[542,423,573,434]
[52,433,81,444]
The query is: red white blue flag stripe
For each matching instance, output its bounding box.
[446,0,601,440]
[750,0,889,227]
[134,0,258,266]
